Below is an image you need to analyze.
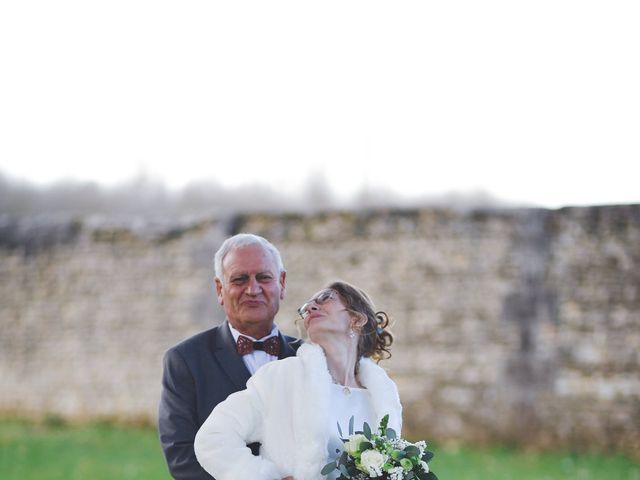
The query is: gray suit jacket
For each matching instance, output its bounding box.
[158,321,301,480]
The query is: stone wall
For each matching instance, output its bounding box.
[0,206,638,456]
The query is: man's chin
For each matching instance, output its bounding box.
[241,309,274,324]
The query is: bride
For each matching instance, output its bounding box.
[194,280,401,480]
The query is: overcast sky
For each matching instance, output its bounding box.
[1,1,638,208]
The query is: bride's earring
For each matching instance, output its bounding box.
[348,327,356,339]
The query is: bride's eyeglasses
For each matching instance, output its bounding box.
[297,289,337,320]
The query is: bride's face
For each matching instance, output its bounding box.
[298,288,352,341]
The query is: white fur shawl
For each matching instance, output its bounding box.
[194,343,402,480]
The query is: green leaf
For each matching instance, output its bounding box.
[359,441,373,452]
[422,451,434,462]
[349,416,354,435]
[391,449,406,460]
[379,414,389,435]
[321,461,337,475]
[404,445,421,457]
[425,472,439,480]
[363,422,372,440]
[338,451,349,465]
[339,464,350,477]
[337,421,343,438]
[386,427,397,440]
[400,458,413,470]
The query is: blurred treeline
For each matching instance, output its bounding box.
[0,170,515,219]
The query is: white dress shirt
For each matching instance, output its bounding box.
[228,323,280,375]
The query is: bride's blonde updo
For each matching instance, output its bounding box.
[326,280,393,363]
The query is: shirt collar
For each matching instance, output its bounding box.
[228,322,279,342]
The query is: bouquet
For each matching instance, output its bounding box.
[321,415,438,480]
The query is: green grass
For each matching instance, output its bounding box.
[0,419,171,480]
[433,444,640,480]
[1,419,638,480]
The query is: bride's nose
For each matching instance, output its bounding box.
[299,303,318,317]
[301,304,320,316]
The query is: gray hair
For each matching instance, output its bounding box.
[214,233,285,283]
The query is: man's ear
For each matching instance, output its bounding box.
[279,271,287,300]
[215,278,224,305]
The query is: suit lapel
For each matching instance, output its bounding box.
[211,321,251,390]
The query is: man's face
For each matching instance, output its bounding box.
[215,244,286,338]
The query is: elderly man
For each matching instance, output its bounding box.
[159,233,301,479]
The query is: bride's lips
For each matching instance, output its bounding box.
[304,312,323,328]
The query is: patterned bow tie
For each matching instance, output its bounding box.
[236,335,280,356]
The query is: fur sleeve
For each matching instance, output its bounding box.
[358,358,403,434]
[194,376,282,480]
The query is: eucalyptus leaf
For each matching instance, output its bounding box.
[423,451,434,462]
[349,416,354,435]
[386,427,397,440]
[321,462,337,475]
[337,421,343,438]
[425,472,439,480]
[404,445,421,457]
[363,422,372,439]
[339,464,350,477]
[359,441,373,452]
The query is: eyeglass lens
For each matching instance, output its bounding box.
[298,289,335,318]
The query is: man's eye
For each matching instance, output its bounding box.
[258,275,273,282]
[231,277,246,284]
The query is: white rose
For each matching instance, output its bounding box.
[360,449,387,477]
[344,434,368,456]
